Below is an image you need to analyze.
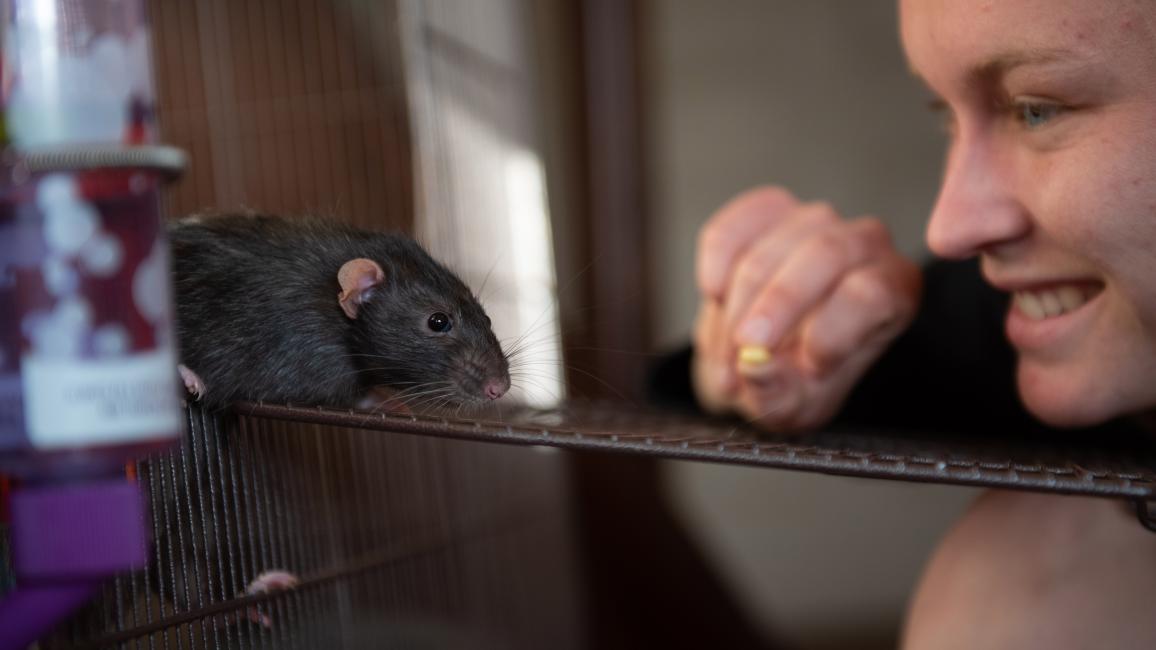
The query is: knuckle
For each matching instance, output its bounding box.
[842,269,896,318]
[709,186,794,233]
[805,230,850,266]
[854,216,894,251]
[694,324,723,356]
[856,215,888,239]
[801,321,851,376]
[802,200,840,225]
[863,215,887,233]
[805,349,838,379]
[748,185,795,207]
[697,219,728,254]
[729,185,795,214]
[807,329,845,365]
[761,281,806,314]
[733,255,769,288]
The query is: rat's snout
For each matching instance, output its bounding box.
[483,376,510,400]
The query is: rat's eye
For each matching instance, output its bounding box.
[427,312,453,333]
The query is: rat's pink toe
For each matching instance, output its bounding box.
[240,570,299,628]
[178,364,206,400]
[245,570,299,594]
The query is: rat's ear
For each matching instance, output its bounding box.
[337,258,385,319]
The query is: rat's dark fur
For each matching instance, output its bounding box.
[169,213,509,408]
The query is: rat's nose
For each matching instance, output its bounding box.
[483,377,509,400]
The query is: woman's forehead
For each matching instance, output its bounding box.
[900,0,1155,76]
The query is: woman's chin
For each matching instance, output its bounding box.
[1016,363,1113,429]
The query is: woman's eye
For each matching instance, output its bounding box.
[1014,99,1064,128]
[427,312,453,333]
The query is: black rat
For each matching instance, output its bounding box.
[61,213,514,636]
[169,212,510,409]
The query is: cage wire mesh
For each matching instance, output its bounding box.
[4,395,1156,646]
[5,0,1156,645]
[32,405,582,649]
[0,0,582,646]
[148,0,415,231]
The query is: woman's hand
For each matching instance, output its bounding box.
[693,186,922,431]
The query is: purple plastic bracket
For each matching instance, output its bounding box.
[0,479,147,649]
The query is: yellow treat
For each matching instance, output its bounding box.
[737,345,772,366]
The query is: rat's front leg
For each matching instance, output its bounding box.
[178,364,206,401]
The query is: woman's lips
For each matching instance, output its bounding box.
[1011,283,1102,320]
[1004,281,1105,352]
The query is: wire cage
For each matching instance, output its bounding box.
[35,405,583,650]
[5,0,1156,648]
[10,395,1156,647]
[4,0,590,646]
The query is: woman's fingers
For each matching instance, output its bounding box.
[739,364,804,428]
[733,217,889,350]
[692,187,922,432]
[735,255,921,431]
[692,299,738,413]
[721,201,841,339]
[696,186,799,299]
[797,254,921,378]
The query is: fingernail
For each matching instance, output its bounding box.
[738,316,775,345]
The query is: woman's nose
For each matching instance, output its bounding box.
[925,135,1032,259]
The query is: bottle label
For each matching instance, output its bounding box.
[22,348,180,448]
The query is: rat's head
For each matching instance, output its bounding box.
[335,240,510,407]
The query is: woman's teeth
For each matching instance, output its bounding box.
[1014,286,1093,321]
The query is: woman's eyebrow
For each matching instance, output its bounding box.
[906,48,1081,84]
[973,47,1089,82]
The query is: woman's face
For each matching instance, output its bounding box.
[901,0,1156,427]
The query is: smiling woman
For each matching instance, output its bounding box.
[687,0,1156,647]
[902,0,1156,429]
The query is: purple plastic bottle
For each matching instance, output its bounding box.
[0,3,184,647]
[0,0,182,480]
[0,165,181,480]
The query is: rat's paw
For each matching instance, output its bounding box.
[246,570,299,593]
[177,364,206,401]
[240,570,299,628]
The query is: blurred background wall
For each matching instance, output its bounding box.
[639,1,980,647]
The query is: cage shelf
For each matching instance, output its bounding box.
[238,401,1156,501]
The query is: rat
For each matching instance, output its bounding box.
[168,212,510,409]
[57,213,512,639]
